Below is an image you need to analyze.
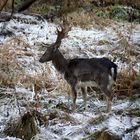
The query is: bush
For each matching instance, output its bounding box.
[110,5,127,20]
[0,42,23,87]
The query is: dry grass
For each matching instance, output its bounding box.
[114,69,140,97]
[19,71,56,95]
[0,24,139,99]
[111,31,140,97]
[56,74,71,96]
[0,38,55,94]
[0,40,23,87]
[65,10,114,29]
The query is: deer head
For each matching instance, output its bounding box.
[39,27,66,63]
[39,16,71,63]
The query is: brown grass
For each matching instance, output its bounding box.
[0,29,139,99]
[0,38,55,93]
[0,40,23,87]
[114,69,140,97]
[56,74,71,96]
[65,10,114,29]
[0,0,12,11]
[111,31,140,97]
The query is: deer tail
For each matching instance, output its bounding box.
[111,65,117,81]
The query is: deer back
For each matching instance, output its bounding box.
[67,58,110,83]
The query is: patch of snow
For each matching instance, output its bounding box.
[0,137,22,140]
[0,13,140,140]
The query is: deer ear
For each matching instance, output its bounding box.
[53,47,57,52]
[41,42,49,47]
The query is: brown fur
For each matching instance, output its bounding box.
[39,27,117,112]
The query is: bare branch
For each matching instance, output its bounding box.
[0,0,8,11]
[0,0,15,22]
[15,0,37,12]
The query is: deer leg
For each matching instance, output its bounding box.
[100,85,113,112]
[106,96,112,113]
[71,87,77,111]
[105,91,113,113]
[81,87,87,110]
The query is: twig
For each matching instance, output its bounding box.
[125,124,140,133]
[0,0,15,23]
[0,0,8,11]
[14,88,22,116]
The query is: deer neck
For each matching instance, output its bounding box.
[52,49,68,74]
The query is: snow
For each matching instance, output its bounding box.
[0,137,21,140]
[0,13,140,140]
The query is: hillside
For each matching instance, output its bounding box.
[0,9,140,140]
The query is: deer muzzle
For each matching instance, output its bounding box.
[39,57,45,63]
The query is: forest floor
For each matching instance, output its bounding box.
[0,13,140,140]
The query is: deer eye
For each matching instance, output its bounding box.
[51,46,57,52]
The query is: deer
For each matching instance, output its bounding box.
[72,57,117,104]
[39,26,117,112]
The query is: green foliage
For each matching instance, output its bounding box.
[110,5,127,20]
[96,11,108,18]
[14,0,22,6]
[30,5,51,13]
[95,5,140,23]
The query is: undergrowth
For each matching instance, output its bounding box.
[0,30,139,98]
[115,70,140,97]
[0,40,23,87]
[0,38,55,93]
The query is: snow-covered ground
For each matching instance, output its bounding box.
[0,13,140,140]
